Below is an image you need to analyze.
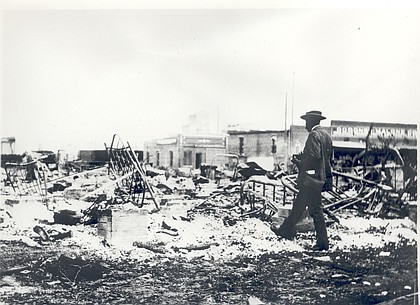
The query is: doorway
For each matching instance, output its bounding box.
[195,152,203,169]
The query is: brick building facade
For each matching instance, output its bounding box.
[226,121,417,171]
[226,130,288,170]
[144,120,417,171]
[144,134,227,169]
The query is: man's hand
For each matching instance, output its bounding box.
[291,154,301,166]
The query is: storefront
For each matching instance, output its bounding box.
[144,134,227,169]
[331,120,417,169]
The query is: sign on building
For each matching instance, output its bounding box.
[331,120,417,148]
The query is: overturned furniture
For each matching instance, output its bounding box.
[104,134,159,210]
[4,157,49,200]
[238,176,282,220]
[281,170,414,219]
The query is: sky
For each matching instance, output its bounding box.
[1,2,420,154]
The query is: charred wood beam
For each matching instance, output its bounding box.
[0,265,31,276]
[133,242,166,254]
[172,242,219,252]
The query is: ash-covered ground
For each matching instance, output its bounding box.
[0,168,417,304]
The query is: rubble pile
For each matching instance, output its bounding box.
[0,183,417,263]
[0,138,417,277]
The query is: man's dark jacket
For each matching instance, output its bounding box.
[296,126,333,190]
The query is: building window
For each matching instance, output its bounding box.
[183,150,192,166]
[135,151,144,161]
[271,136,277,154]
[146,151,150,163]
[156,151,160,167]
[169,151,174,167]
[239,137,244,155]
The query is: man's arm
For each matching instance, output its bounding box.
[298,131,322,171]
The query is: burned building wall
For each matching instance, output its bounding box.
[180,135,227,169]
[227,130,286,158]
[1,137,16,154]
[144,137,179,168]
[227,130,287,170]
[144,135,227,170]
[145,120,417,172]
[289,125,309,155]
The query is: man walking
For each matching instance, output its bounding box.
[273,110,333,251]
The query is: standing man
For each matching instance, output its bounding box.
[273,110,333,251]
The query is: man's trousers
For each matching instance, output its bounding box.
[277,185,329,248]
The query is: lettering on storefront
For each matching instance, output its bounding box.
[157,138,177,145]
[183,137,226,147]
[332,123,417,141]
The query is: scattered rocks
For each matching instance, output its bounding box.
[314,256,331,262]
[53,209,83,225]
[247,296,265,305]
[43,255,104,284]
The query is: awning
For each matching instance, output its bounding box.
[333,141,366,150]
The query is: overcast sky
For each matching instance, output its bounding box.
[1,4,420,154]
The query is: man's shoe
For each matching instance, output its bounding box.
[311,244,329,251]
[270,225,281,235]
[270,226,294,240]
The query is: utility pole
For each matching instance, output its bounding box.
[284,93,289,167]
[289,68,295,171]
[284,92,288,132]
[217,105,220,134]
[291,69,295,126]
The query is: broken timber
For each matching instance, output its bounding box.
[106,134,159,210]
[4,158,48,198]
[280,170,410,220]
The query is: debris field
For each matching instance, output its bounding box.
[0,136,417,304]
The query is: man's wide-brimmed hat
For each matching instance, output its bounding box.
[300,110,326,120]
